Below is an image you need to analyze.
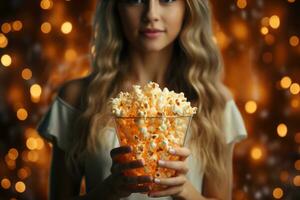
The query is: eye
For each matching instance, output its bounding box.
[122,0,146,5]
[160,0,176,3]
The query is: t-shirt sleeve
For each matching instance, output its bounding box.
[223,100,248,144]
[36,96,81,152]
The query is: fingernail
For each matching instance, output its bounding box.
[154,178,160,183]
[158,160,165,165]
[169,148,176,154]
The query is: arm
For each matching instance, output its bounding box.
[50,141,119,200]
[176,142,234,200]
[201,142,235,200]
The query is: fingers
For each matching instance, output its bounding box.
[169,147,191,160]
[123,175,153,185]
[110,146,132,160]
[148,185,183,197]
[111,159,144,174]
[154,175,186,186]
[158,160,189,174]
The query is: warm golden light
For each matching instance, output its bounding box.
[288,0,296,3]
[1,178,11,189]
[289,36,299,47]
[25,127,39,138]
[15,181,26,193]
[279,171,289,183]
[17,168,29,180]
[269,15,280,29]
[30,84,42,98]
[61,22,73,34]
[260,27,269,35]
[40,0,53,10]
[0,33,8,48]
[36,138,45,150]
[1,54,12,67]
[295,160,300,171]
[21,68,32,80]
[265,34,275,45]
[280,76,292,89]
[245,100,257,114]
[41,22,52,34]
[293,175,300,186]
[277,123,288,137]
[237,0,247,9]
[12,20,23,31]
[290,83,300,95]
[27,151,39,162]
[251,147,263,160]
[17,108,28,121]
[291,99,299,108]
[273,187,284,199]
[261,17,269,27]
[8,148,19,160]
[26,138,38,150]
[1,23,11,33]
[65,49,77,62]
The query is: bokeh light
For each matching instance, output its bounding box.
[277,123,288,137]
[1,178,11,190]
[1,54,12,67]
[21,68,33,80]
[272,187,284,199]
[0,33,8,48]
[17,108,28,121]
[61,21,72,34]
[245,100,257,114]
[15,181,26,193]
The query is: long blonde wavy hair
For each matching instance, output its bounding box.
[67,0,229,188]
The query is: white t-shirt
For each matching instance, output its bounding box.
[36,95,248,199]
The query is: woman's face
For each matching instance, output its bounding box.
[117,0,186,52]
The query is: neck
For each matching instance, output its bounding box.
[125,43,174,88]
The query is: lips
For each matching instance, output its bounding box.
[140,28,165,33]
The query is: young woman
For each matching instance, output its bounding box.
[37,0,248,199]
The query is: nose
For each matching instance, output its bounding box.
[142,0,159,22]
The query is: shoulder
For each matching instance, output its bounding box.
[57,74,93,111]
[220,84,233,102]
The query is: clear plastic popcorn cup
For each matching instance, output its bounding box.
[113,115,193,191]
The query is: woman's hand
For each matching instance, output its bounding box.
[108,145,152,198]
[148,147,198,199]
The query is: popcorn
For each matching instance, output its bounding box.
[112,82,197,191]
[110,81,197,117]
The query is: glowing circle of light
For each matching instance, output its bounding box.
[30,84,42,98]
[41,22,52,34]
[273,187,283,199]
[289,36,299,47]
[0,33,8,48]
[290,83,300,95]
[1,178,11,189]
[17,108,28,121]
[15,181,26,193]
[61,22,72,34]
[280,76,292,89]
[293,175,300,186]
[1,54,12,67]
[12,20,22,31]
[21,68,32,80]
[245,100,257,114]
[251,147,263,160]
[277,123,288,137]
[269,15,280,29]
[1,23,11,33]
